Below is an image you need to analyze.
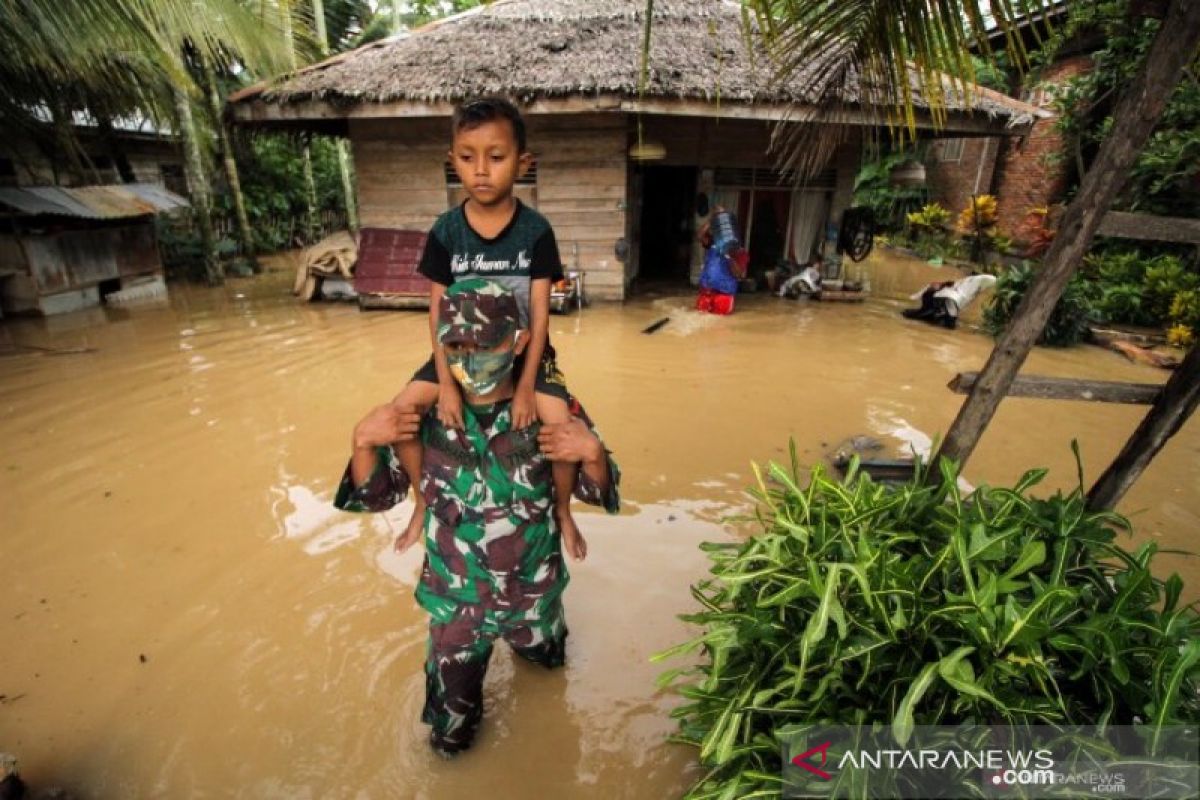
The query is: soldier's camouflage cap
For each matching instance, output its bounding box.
[436,277,520,348]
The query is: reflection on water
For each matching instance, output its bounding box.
[1,248,1197,797]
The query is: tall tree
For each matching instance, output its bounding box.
[312,0,359,234]
[277,0,321,243]
[173,83,222,284]
[744,0,1200,479]
[201,55,259,271]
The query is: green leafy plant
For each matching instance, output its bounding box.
[905,202,951,233]
[1167,289,1200,348]
[1144,257,1200,322]
[983,262,1097,346]
[1086,250,1145,286]
[1082,250,1198,329]
[655,449,1200,800]
[853,149,930,232]
[1096,283,1150,327]
[227,133,348,251]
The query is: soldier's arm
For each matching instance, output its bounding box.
[538,417,620,514]
[335,404,421,513]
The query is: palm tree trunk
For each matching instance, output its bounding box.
[932,0,1200,475]
[173,85,222,285]
[311,0,359,234]
[280,0,319,245]
[336,141,358,233]
[201,57,258,270]
[302,142,319,242]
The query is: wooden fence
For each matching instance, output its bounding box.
[211,208,348,251]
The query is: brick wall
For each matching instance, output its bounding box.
[926,137,999,222]
[925,54,1093,245]
[992,54,1093,240]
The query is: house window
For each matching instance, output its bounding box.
[939,139,965,163]
[87,155,116,182]
[0,157,16,187]
[160,163,186,195]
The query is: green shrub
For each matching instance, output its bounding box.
[1169,289,1200,330]
[156,215,207,282]
[1083,250,1199,328]
[1086,250,1145,286]
[906,203,952,234]
[983,262,1096,346]
[656,451,1200,800]
[1144,256,1200,322]
[1168,289,1200,348]
[1096,282,1151,327]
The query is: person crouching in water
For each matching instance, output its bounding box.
[335,278,620,756]
[778,254,824,299]
[902,273,997,329]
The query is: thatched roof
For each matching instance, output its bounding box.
[230,0,1043,129]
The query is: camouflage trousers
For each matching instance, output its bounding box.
[422,597,568,753]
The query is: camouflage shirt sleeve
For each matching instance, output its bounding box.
[565,398,620,514]
[572,441,621,515]
[333,444,412,513]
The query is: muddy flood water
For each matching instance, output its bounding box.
[2,248,1198,798]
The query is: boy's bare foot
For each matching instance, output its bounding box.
[394,502,425,553]
[557,507,587,561]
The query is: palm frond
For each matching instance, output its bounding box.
[0,0,293,173]
[744,0,1044,178]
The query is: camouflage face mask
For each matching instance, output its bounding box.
[446,335,517,396]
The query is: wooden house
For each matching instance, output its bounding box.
[0,118,186,193]
[230,0,1043,300]
[0,183,187,316]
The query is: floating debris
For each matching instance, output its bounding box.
[641,317,670,334]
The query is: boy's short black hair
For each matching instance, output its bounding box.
[451,97,527,153]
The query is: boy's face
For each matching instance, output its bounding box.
[448,118,531,208]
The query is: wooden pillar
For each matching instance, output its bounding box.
[1086,344,1200,511]
[929,0,1200,479]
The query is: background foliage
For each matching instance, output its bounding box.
[1045,0,1200,217]
[983,262,1096,347]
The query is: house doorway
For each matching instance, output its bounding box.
[635,165,697,286]
[745,190,790,278]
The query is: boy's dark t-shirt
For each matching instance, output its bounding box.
[417,199,563,329]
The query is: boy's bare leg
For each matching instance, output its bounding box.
[391,381,439,552]
[537,394,586,561]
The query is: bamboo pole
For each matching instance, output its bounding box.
[930,0,1200,478]
[1086,344,1200,511]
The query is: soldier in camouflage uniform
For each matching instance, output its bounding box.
[335,277,620,756]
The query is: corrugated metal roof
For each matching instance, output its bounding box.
[0,183,189,219]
